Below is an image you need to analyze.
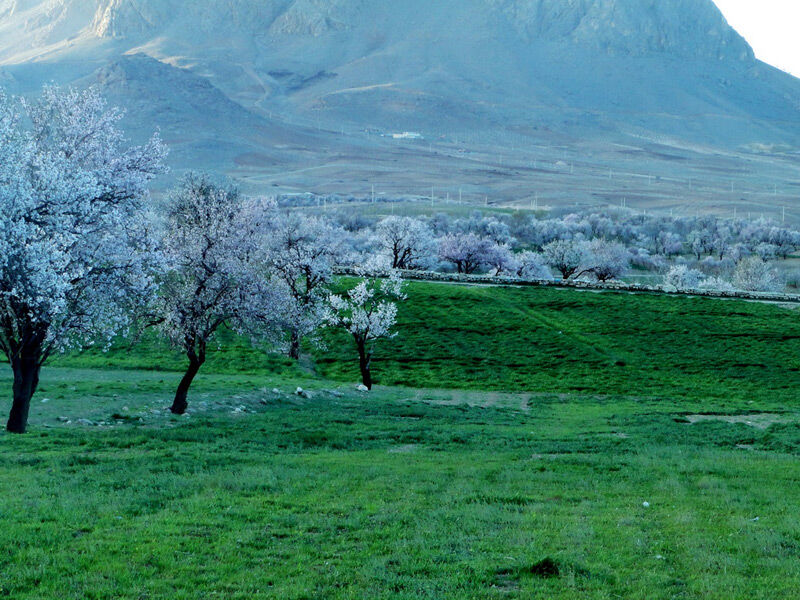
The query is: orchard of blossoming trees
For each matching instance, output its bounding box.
[353,208,799,292]
[0,86,402,432]
[3,86,800,433]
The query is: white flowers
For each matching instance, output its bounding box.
[326,273,407,389]
[326,274,406,342]
[0,85,166,354]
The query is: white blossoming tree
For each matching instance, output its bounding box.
[260,213,348,359]
[156,174,279,414]
[543,240,586,279]
[516,251,551,280]
[732,256,781,292]
[663,265,705,290]
[0,86,166,433]
[582,240,630,281]
[438,233,496,274]
[376,216,437,270]
[326,275,406,390]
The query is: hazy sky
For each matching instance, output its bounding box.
[712,0,800,77]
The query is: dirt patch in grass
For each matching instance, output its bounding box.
[685,413,793,430]
[387,444,419,454]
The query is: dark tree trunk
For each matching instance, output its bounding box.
[7,354,42,434]
[171,350,205,415]
[289,329,301,360]
[357,342,372,390]
[392,247,401,269]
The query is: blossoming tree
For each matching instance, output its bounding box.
[0,86,166,433]
[261,213,348,359]
[156,174,282,415]
[326,274,406,390]
[375,216,437,270]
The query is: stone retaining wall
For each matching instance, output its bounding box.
[332,267,800,304]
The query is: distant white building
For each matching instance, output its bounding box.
[391,131,423,140]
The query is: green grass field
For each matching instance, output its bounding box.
[2,283,799,599]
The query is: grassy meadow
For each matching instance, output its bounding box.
[1,282,799,599]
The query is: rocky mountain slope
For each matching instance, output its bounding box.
[0,0,798,210]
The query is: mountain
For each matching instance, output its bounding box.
[1,0,799,213]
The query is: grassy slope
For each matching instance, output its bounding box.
[56,282,800,405]
[317,283,800,404]
[1,283,799,599]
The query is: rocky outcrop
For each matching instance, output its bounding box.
[2,0,753,59]
[498,0,752,60]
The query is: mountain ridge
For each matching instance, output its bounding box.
[0,0,798,213]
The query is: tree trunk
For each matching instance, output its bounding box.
[289,329,301,360]
[357,342,372,390]
[7,355,42,434]
[171,351,204,415]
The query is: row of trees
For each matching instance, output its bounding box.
[157,176,406,416]
[367,215,630,281]
[339,209,799,291]
[0,87,404,434]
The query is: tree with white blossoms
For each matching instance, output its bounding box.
[156,174,279,415]
[581,240,630,282]
[326,275,406,390]
[0,86,166,433]
[515,251,552,280]
[732,256,781,292]
[543,240,586,279]
[438,233,495,274]
[484,243,520,276]
[375,216,437,270]
[663,265,705,290]
[261,212,348,359]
